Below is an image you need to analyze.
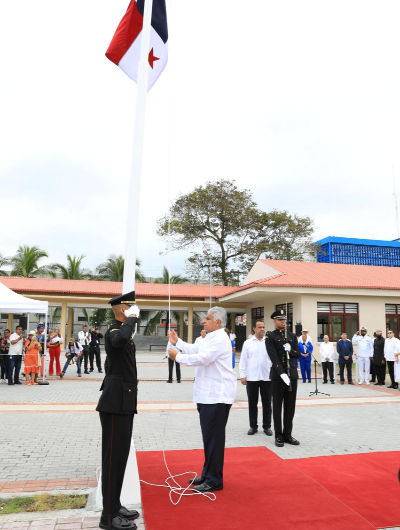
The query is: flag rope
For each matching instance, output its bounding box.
[138,0,215,504]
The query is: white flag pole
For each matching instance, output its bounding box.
[122,0,154,293]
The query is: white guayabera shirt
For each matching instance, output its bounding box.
[320,341,334,362]
[175,328,237,405]
[239,335,272,381]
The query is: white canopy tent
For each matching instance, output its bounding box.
[0,280,49,383]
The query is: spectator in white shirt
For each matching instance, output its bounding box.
[320,335,335,384]
[352,327,374,385]
[384,330,400,389]
[239,320,272,436]
[195,330,207,344]
[8,325,25,385]
[78,325,91,375]
[168,307,236,494]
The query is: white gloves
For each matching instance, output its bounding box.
[280,374,290,386]
[284,343,291,352]
[124,305,140,318]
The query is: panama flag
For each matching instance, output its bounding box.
[106,0,168,91]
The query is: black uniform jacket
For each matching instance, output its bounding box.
[265,329,300,380]
[96,317,138,415]
[372,336,385,365]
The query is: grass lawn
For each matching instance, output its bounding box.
[0,493,87,514]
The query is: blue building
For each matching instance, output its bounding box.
[314,236,400,267]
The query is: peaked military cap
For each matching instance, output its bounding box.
[109,290,136,306]
[270,309,287,320]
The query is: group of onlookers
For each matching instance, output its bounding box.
[302,327,400,388]
[0,323,104,385]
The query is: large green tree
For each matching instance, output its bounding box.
[96,255,146,283]
[157,179,315,286]
[9,245,50,277]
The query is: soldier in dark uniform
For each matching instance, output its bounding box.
[96,291,140,530]
[265,309,301,448]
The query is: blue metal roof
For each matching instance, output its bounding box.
[313,236,400,248]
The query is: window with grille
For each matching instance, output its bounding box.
[317,302,358,342]
[252,307,264,319]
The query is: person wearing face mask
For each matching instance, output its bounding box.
[96,291,140,530]
[352,327,374,385]
[372,330,386,386]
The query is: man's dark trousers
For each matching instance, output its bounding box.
[339,361,353,382]
[246,380,272,430]
[375,362,386,385]
[8,355,22,383]
[271,378,297,439]
[370,362,376,382]
[387,361,398,387]
[100,412,133,525]
[89,345,102,371]
[322,362,334,383]
[168,358,181,381]
[197,403,232,488]
[82,346,90,372]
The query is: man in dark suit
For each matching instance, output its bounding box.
[336,332,354,385]
[265,309,300,448]
[96,291,140,530]
[372,329,386,386]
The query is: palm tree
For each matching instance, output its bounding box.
[9,245,50,277]
[96,255,146,283]
[51,255,92,336]
[144,266,191,335]
[51,254,92,280]
[0,253,9,276]
[154,266,188,285]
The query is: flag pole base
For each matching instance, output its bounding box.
[38,381,50,386]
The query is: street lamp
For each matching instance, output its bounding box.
[203,250,212,309]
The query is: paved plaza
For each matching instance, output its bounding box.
[1,351,400,529]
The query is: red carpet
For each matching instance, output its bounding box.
[137,447,378,530]
[292,451,400,529]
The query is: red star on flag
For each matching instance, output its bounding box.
[148,48,160,69]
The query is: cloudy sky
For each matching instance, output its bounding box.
[1,0,400,278]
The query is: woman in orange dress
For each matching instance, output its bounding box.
[24,332,41,386]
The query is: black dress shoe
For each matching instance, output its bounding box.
[189,476,205,485]
[348,381,354,385]
[167,380,172,383]
[247,427,257,435]
[84,370,90,374]
[193,482,223,493]
[374,382,380,386]
[322,381,327,384]
[99,515,137,530]
[177,380,181,383]
[14,381,22,385]
[119,506,139,520]
[331,381,335,384]
[340,381,344,385]
[90,368,94,372]
[275,438,284,447]
[284,436,300,445]
[8,382,14,385]
[264,428,273,436]
[387,384,395,388]
[98,369,103,373]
